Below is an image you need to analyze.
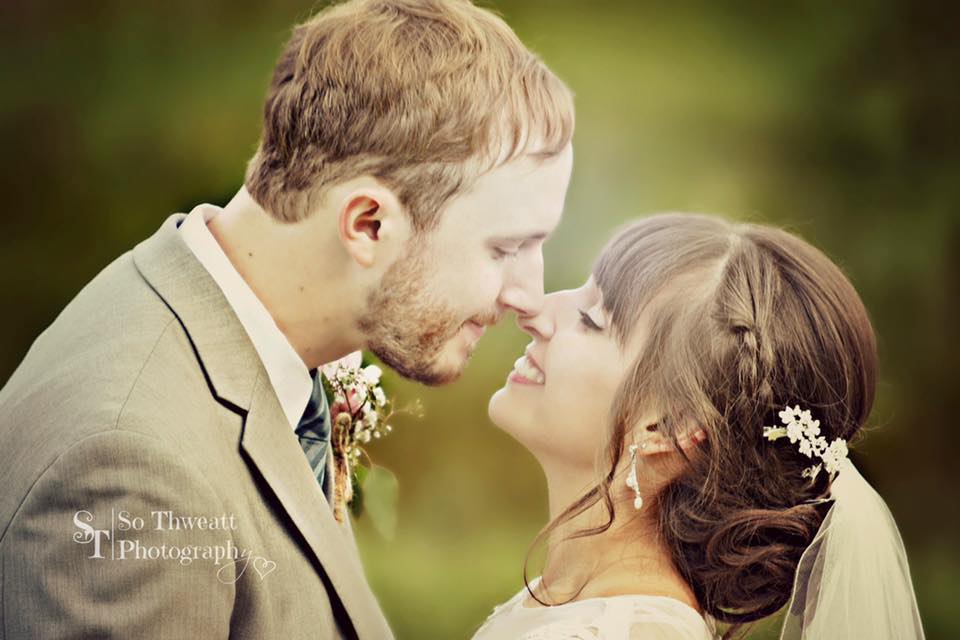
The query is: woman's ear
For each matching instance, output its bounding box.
[635,422,707,455]
[337,183,411,268]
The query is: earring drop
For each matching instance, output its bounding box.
[626,442,646,510]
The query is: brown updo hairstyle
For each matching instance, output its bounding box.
[526,213,877,638]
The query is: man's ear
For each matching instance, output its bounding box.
[337,184,411,268]
[635,422,707,455]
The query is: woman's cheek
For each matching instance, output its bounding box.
[556,362,611,432]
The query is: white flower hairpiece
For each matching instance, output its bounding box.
[762,405,848,482]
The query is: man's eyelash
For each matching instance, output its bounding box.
[578,309,602,331]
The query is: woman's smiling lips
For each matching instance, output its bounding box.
[509,350,545,385]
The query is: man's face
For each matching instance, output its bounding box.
[360,144,574,385]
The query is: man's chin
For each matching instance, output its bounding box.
[370,345,467,387]
[416,351,469,387]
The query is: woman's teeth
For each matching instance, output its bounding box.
[512,355,545,384]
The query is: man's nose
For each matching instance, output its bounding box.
[498,251,545,317]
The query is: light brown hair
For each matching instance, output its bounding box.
[528,213,877,638]
[245,0,575,230]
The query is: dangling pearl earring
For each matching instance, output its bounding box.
[626,442,646,510]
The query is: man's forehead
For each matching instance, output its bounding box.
[435,145,571,238]
[473,145,572,197]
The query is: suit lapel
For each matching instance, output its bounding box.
[132,214,259,411]
[132,214,392,639]
[243,373,392,639]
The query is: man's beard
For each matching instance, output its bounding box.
[358,245,495,386]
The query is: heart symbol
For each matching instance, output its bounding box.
[252,556,277,580]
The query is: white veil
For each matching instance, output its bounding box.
[780,459,925,639]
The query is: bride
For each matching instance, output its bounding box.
[473,213,925,639]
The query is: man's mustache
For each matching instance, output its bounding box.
[469,310,502,328]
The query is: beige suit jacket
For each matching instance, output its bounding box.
[0,215,393,639]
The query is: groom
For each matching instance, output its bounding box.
[0,1,573,638]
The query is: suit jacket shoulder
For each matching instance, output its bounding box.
[0,216,393,640]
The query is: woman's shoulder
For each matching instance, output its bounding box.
[559,593,718,640]
[473,580,718,640]
[606,595,719,639]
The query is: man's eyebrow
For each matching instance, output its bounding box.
[487,232,550,245]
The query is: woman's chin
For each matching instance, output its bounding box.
[488,387,530,436]
[487,387,510,428]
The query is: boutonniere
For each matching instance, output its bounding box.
[320,352,422,534]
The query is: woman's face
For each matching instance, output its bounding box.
[488,276,638,471]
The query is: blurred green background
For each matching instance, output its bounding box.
[2,1,957,638]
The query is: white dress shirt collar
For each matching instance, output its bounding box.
[178,203,313,430]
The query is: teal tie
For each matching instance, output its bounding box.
[295,370,332,497]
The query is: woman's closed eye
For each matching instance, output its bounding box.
[578,309,603,331]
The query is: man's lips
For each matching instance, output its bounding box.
[464,320,487,340]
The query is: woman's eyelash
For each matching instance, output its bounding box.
[578,309,602,331]
[493,247,520,259]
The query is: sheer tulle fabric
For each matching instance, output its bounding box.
[780,460,925,639]
[472,578,718,640]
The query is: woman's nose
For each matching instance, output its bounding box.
[517,293,557,342]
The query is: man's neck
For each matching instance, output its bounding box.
[207,188,365,369]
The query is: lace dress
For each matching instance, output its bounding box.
[472,578,719,640]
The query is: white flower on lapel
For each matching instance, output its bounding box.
[317,351,421,525]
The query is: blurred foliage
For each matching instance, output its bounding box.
[1,0,957,638]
